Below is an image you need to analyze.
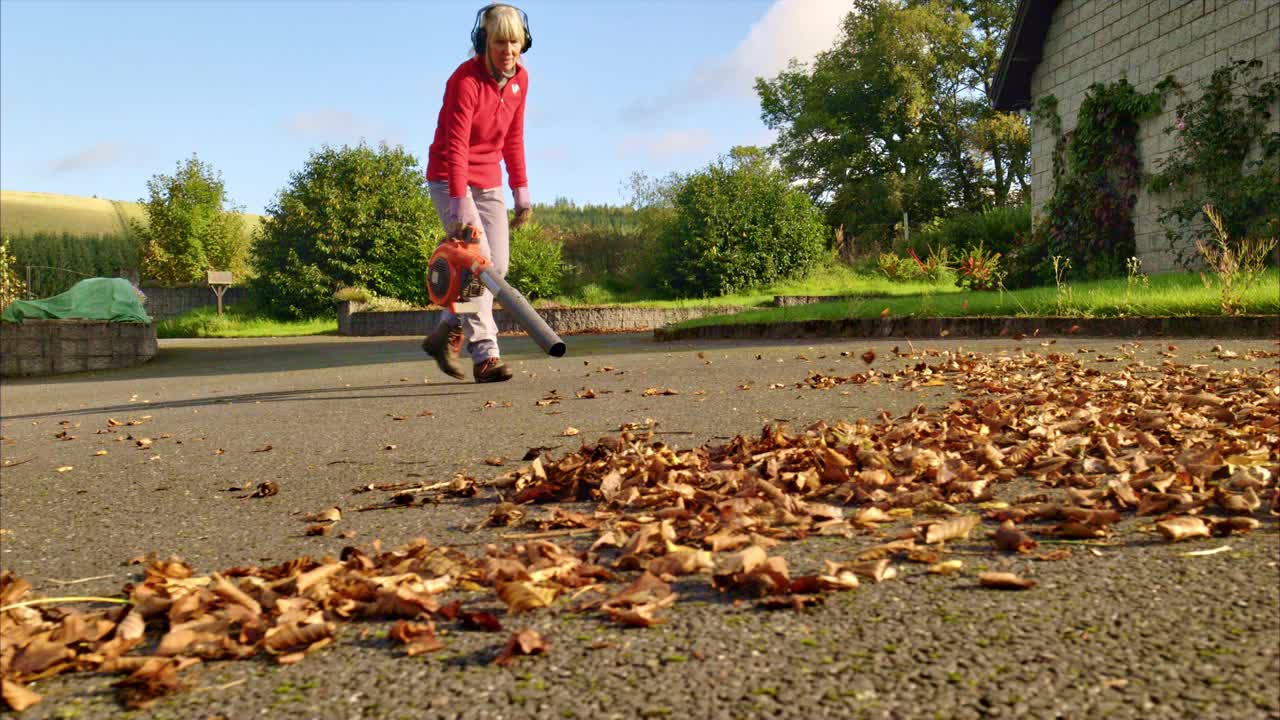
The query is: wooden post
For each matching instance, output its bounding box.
[207,271,233,317]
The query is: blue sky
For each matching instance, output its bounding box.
[0,0,853,214]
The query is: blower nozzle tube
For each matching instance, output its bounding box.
[479,268,566,357]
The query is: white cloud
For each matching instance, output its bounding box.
[283,110,399,145]
[49,142,127,174]
[615,130,716,162]
[624,0,853,123]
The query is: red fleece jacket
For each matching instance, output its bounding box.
[426,56,528,198]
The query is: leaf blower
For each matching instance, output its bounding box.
[427,226,566,357]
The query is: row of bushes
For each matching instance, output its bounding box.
[4,231,141,298]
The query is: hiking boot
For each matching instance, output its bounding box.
[422,322,465,380]
[473,357,513,383]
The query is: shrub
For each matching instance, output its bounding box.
[954,242,1006,291]
[4,231,141,297]
[333,286,373,303]
[877,252,920,281]
[656,147,826,298]
[1,235,26,308]
[506,220,566,301]
[251,143,440,319]
[915,205,1030,258]
[135,154,248,285]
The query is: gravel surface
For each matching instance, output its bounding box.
[1,333,1277,719]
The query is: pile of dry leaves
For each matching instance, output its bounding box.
[3,347,1277,711]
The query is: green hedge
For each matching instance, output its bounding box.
[4,231,141,298]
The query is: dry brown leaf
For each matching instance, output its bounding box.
[927,560,963,575]
[561,427,580,437]
[1156,516,1211,542]
[923,515,981,544]
[496,581,558,613]
[303,507,342,523]
[1,678,41,712]
[977,571,1037,590]
[389,620,445,656]
[494,629,549,665]
[993,520,1038,553]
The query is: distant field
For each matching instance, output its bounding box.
[0,189,264,238]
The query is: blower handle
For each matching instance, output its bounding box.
[478,268,566,357]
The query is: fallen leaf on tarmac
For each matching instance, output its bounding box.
[646,549,714,577]
[112,657,198,710]
[1156,516,1211,542]
[303,507,342,523]
[494,629,549,666]
[861,350,876,364]
[1210,517,1259,536]
[843,558,897,583]
[604,602,670,627]
[928,560,963,575]
[759,594,824,611]
[383,444,397,451]
[2,678,41,711]
[94,450,108,456]
[642,387,679,396]
[251,445,273,453]
[561,427,580,437]
[389,620,444,656]
[978,572,1037,590]
[923,515,981,544]
[496,581,557,613]
[56,466,73,472]
[576,389,600,399]
[993,520,1038,553]
[1179,545,1232,557]
[305,524,331,537]
[238,481,279,499]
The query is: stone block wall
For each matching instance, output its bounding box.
[138,286,252,320]
[1028,0,1280,274]
[336,304,747,336]
[0,320,157,377]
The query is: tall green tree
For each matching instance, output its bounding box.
[755,0,1026,249]
[134,154,246,285]
[251,143,439,319]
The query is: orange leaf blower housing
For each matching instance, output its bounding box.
[426,228,565,357]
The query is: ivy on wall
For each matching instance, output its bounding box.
[1148,59,1280,267]
[1031,78,1174,280]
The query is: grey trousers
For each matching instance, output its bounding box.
[427,181,509,362]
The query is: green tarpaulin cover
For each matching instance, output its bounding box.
[1,277,151,324]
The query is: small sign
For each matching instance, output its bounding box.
[207,271,233,285]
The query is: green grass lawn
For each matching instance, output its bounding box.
[668,269,1280,329]
[549,262,959,309]
[155,269,1277,338]
[156,306,336,338]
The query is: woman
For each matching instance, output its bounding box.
[422,3,533,383]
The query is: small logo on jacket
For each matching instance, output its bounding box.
[511,83,520,95]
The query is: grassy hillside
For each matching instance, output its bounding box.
[0,189,264,238]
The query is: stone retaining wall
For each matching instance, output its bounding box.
[338,304,746,336]
[139,286,252,320]
[0,320,157,377]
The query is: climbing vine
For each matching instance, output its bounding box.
[1030,78,1173,280]
[1148,59,1280,267]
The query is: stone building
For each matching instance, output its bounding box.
[993,0,1280,273]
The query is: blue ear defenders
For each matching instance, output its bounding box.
[471,4,533,55]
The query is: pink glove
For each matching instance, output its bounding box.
[448,195,482,240]
[511,186,532,229]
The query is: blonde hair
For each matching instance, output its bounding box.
[483,5,526,49]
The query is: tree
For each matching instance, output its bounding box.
[251,143,440,319]
[755,0,1026,250]
[134,155,246,285]
[656,146,827,298]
